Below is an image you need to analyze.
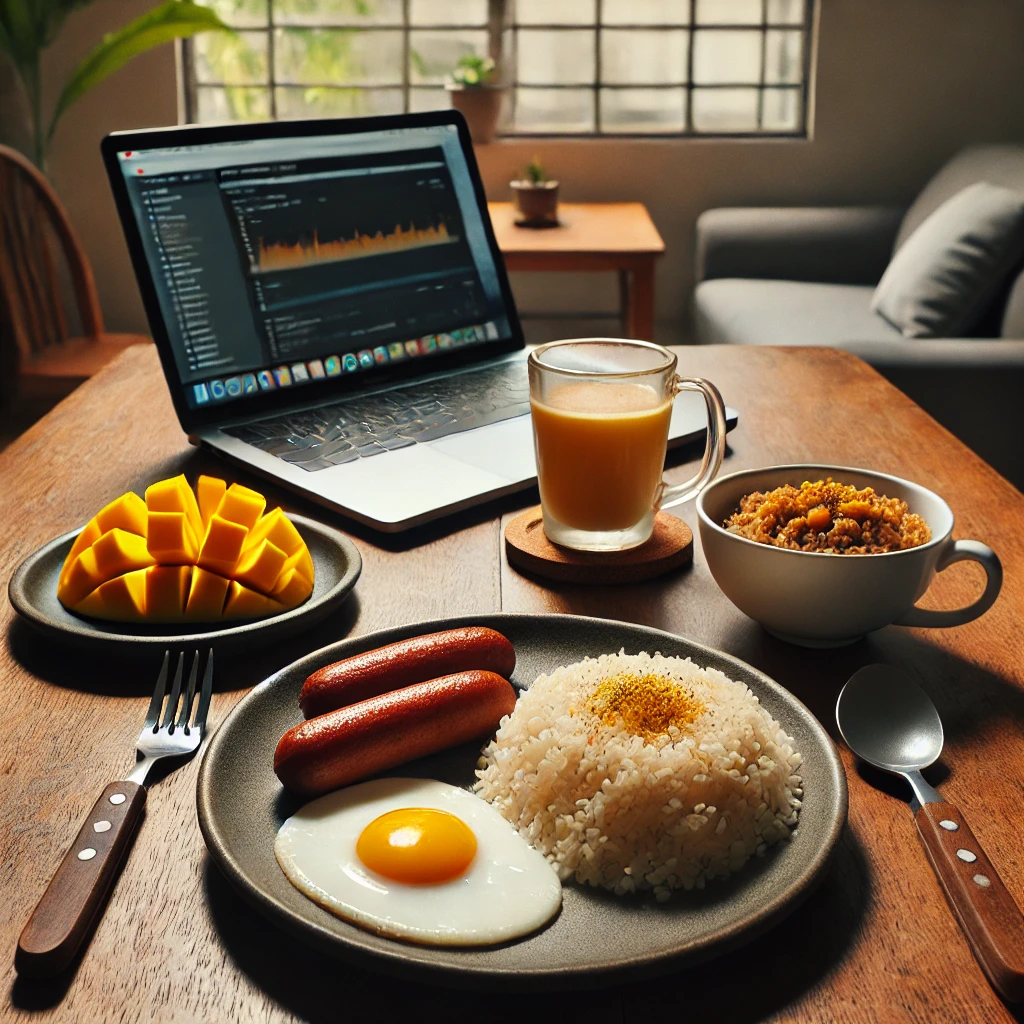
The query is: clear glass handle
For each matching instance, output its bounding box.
[658,376,727,510]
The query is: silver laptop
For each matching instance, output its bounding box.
[103,112,736,532]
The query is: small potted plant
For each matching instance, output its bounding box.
[510,156,560,227]
[446,54,504,145]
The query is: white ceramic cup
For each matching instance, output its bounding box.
[697,465,1003,647]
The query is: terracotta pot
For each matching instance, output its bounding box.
[510,180,560,227]
[446,85,505,144]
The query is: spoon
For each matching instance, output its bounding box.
[836,664,1024,1002]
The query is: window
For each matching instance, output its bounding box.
[184,0,811,136]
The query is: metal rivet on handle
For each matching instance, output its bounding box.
[93,820,111,833]
[109,793,126,805]
[939,819,959,831]
[956,849,978,863]
[974,874,991,888]
[78,848,96,861]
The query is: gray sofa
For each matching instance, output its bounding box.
[693,145,1024,489]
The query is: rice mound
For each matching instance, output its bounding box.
[474,651,803,900]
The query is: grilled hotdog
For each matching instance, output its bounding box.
[276,670,517,798]
[298,626,516,719]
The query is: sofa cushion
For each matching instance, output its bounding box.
[871,182,1024,338]
[693,279,901,348]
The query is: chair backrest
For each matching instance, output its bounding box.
[0,144,104,362]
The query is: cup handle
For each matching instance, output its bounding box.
[897,540,1003,628]
[658,377,728,511]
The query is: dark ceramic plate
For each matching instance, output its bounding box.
[7,514,361,654]
[196,613,847,990]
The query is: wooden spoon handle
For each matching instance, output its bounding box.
[915,800,1024,1002]
[16,781,146,978]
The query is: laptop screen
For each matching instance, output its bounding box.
[108,117,518,420]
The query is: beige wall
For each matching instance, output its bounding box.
[5,0,1024,343]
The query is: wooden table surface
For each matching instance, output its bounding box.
[2,345,1023,1024]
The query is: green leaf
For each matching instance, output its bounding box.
[48,0,231,139]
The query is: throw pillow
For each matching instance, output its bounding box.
[871,181,1024,338]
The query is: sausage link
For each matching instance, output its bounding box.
[275,670,517,798]
[298,626,516,719]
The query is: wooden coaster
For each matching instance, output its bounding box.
[505,506,693,585]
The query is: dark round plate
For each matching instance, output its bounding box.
[7,514,361,654]
[196,613,847,990]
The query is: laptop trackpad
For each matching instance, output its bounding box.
[429,415,536,483]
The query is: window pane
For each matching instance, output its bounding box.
[601,30,687,85]
[409,29,489,85]
[275,85,403,117]
[410,0,487,24]
[691,87,758,130]
[193,30,267,85]
[517,0,595,25]
[197,0,267,28]
[695,0,762,24]
[195,86,271,121]
[603,0,689,26]
[514,88,594,131]
[766,0,804,25]
[517,30,595,85]
[409,86,452,111]
[600,88,684,132]
[272,0,403,26]
[764,29,802,84]
[274,28,403,85]
[692,29,762,83]
[762,87,801,130]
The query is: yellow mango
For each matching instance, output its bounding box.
[197,514,249,577]
[223,581,286,620]
[216,483,265,531]
[145,565,191,621]
[147,511,199,565]
[271,567,314,608]
[57,475,314,624]
[94,492,148,538]
[197,475,227,528]
[185,567,231,621]
[234,539,289,596]
[74,569,147,622]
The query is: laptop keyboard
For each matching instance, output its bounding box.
[222,362,530,473]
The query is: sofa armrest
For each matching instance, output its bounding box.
[695,206,905,286]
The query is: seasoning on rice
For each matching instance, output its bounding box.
[723,477,930,554]
[474,651,803,901]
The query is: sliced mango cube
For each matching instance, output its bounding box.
[57,475,315,624]
[197,475,227,529]
[94,492,148,538]
[147,511,199,565]
[217,483,265,531]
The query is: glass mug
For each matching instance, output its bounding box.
[528,339,727,552]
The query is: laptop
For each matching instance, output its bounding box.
[103,112,737,532]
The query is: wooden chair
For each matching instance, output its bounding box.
[0,143,148,426]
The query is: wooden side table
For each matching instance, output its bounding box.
[487,201,666,341]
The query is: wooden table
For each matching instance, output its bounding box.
[2,345,1023,1023]
[488,201,665,341]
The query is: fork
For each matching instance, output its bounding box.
[16,649,214,978]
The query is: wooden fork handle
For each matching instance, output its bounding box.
[16,781,145,978]
[915,800,1024,1002]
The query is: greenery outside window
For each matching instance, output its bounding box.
[183,0,812,136]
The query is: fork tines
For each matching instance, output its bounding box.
[145,650,214,736]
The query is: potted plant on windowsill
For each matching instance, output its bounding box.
[445,54,504,145]
[510,156,560,227]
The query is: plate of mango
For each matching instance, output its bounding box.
[8,474,361,652]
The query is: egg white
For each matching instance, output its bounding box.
[275,777,562,946]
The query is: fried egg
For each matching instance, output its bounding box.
[274,777,562,946]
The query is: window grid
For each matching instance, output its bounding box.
[183,1,812,137]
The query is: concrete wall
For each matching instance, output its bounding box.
[5,0,1024,344]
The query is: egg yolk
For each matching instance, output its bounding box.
[356,807,477,885]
